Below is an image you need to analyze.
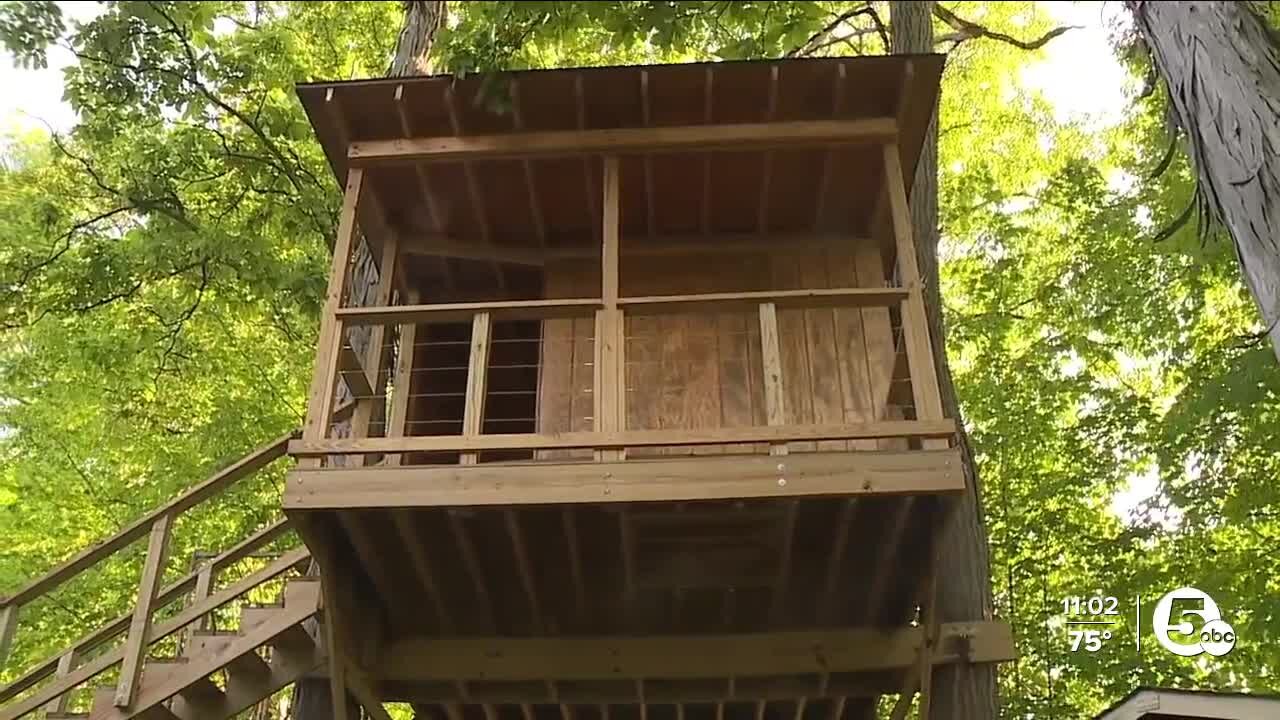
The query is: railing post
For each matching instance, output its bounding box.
[386,288,420,467]
[43,649,76,715]
[303,168,366,463]
[881,143,948,451]
[460,312,492,465]
[114,513,173,707]
[0,603,18,672]
[758,302,788,457]
[182,559,216,653]
[595,155,625,462]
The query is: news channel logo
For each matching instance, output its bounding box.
[1152,587,1236,657]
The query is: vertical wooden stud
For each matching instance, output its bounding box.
[596,156,624,461]
[882,144,948,451]
[0,603,17,672]
[461,312,493,465]
[758,302,788,456]
[303,168,366,452]
[44,650,76,715]
[386,289,420,466]
[182,561,215,651]
[114,513,173,707]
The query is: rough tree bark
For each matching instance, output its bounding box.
[294,4,448,720]
[1130,1,1280,361]
[889,2,999,719]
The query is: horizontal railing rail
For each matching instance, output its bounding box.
[304,285,949,466]
[290,419,957,458]
[0,403,353,715]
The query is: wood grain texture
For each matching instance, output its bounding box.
[284,449,964,509]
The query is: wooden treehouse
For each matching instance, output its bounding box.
[0,56,1013,720]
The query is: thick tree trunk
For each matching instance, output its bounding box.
[888,3,998,719]
[390,1,449,76]
[1131,1,1280,361]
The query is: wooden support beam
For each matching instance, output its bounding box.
[336,298,600,326]
[290,419,956,457]
[640,70,656,238]
[622,287,908,315]
[882,143,948,452]
[813,64,848,231]
[820,500,856,623]
[759,302,789,457]
[461,312,493,465]
[504,510,543,632]
[449,512,496,632]
[401,234,547,267]
[510,79,547,247]
[303,168,365,446]
[374,621,1015,682]
[595,155,625,463]
[336,514,415,630]
[285,449,965,510]
[758,65,780,234]
[390,510,452,631]
[770,501,799,622]
[701,67,714,235]
[114,514,173,707]
[563,509,587,623]
[348,119,899,165]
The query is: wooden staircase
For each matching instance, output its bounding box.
[84,578,322,720]
[0,425,346,720]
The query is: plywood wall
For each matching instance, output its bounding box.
[537,237,906,457]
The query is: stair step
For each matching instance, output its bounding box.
[177,677,226,708]
[238,605,282,633]
[225,651,272,685]
[46,712,91,719]
[136,705,179,720]
[271,624,316,658]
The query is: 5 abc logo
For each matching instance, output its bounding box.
[1152,587,1236,657]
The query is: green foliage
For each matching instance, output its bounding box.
[1,2,1277,717]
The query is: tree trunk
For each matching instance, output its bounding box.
[390,1,449,76]
[1131,1,1280,361]
[888,3,999,718]
[295,7,449,720]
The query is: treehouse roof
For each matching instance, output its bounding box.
[296,54,943,259]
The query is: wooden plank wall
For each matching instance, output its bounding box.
[536,237,903,455]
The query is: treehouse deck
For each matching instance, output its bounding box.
[0,56,1012,720]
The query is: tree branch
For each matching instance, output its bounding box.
[932,4,1078,51]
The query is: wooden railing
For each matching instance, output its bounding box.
[293,284,954,462]
[0,406,349,716]
[300,139,952,468]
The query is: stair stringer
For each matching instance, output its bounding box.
[89,579,323,720]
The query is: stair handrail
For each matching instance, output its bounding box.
[0,398,360,713]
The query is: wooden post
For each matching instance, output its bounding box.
[460,312,493,465]
[386,288,420,467]
[43,650,76,715]
[595,156,625,462]
[352,235,401,465]
[758,302,788,456]
[191,563,215,633]
[114,513,173,707]
[303,169,366,455]
[0,603,17,671]
[881,144,948,451]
